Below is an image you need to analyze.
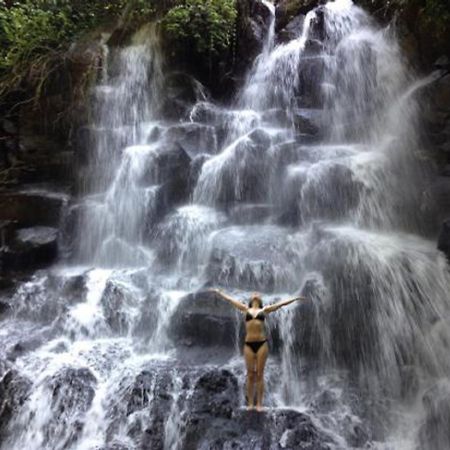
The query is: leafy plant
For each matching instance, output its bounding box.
[161,0,237,57]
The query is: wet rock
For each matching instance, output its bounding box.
[276,0,319,32]
[236,0,273,75]
[195,129,272,205]
[206,225,297,292]
[418,380,450,450]
[185,405,334,450]
[229,203,273,224]
[425,177,450,221]
[11,271,87,324]
[101,280,141,335]
[0,365,31,439]
[437,219,450,261]
[296,55,326,108]
[168,290,238,347]
[74,126,129,167]
[280,162,362,225]
[146,143,192,223]
[165,123,217,157]
[188,153,211,192]
[0,191,66,228]
[132,289,161,338]
[277,14,305,43]
[1,226,58,272]
[44,367,97,447]
[292,108,323,135]
[161,72,210,120]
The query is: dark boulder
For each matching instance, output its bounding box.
[296,55,326,108]
[0,191,66,228]
[100,279,141,335]
[160,72,210,120]
[229,203,273,225]
[0,365,31,440]
[185,405,334,450]
[438,219,450,261]
[291,108,323,135]
[1,226,58,272]
[235,0,274,76]
[275,0,319,32]
[168,290,238,347]
[277,14,305,43]
[164,123,217,157]
[42,367,97,447]
[11,270,88,325]
[141,143,192,224]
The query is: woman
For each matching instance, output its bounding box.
[210,289,306,412]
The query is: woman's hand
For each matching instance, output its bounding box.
[209,288,221,295]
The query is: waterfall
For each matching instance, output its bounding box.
[2,0,450,449]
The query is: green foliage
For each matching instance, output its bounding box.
[161,0,237,57]
[0,0,156,98]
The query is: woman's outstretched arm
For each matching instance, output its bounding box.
[210,288,248,312]
[263,296,306,314]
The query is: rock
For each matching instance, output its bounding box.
[11,271,88,324]
[205,225,297,292]
[0,365,31,439]
[160,72,210,120]
[135,143,191,224]
[185,405,334,450]
[188,153,211,192]
[0,191,66,228]
[155,205,226,268]
[100,280,141,335]
[424,177,450,222]
[434,56,450,71]
[229,203,273,224]
[43,367,97,447]
[235,0,273,75]
[279,162,362,225]
[168,290,238,347]
[164,123,218,157]
[277,13,305,43]
[296,55,326,108]
[430,74,450,113]
[276,0,319,32]
[438,219,450,261]
[195,129,273,205]
[292,108,323,135]
[1,226,58,272]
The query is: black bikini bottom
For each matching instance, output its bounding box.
[245,340,268,354]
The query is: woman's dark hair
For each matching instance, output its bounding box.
[248,294,263,308]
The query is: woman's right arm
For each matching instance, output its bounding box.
[210,288,248,312]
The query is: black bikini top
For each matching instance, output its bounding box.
[246,310,265,322]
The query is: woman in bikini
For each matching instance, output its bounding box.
[210,289,306,411]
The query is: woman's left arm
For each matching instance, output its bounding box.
[263,296,306,314]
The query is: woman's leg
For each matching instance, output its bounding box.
[255,342,269,411]
[243,344,257,409]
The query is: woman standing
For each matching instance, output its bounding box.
[210,289,306,411]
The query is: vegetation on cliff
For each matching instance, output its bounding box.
[0,0,237,104]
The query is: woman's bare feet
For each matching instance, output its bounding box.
[246,405,255,411]
[255,404,263,412]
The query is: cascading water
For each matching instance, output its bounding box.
[2,0,450,449]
